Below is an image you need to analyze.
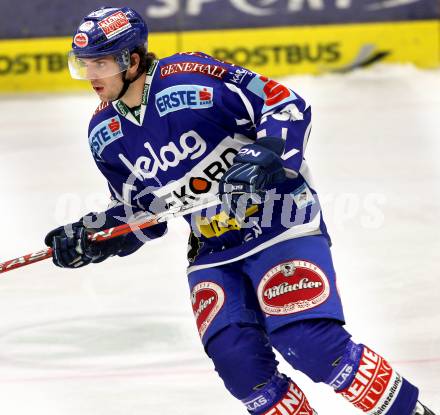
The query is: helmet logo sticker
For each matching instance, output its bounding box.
[74,33,89,48]
[79,21,94,32]
[98,11,132,40]
[89,8,116,18]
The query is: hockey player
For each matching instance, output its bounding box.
[44,6,435,415]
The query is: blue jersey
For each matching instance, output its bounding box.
[88,52,329,271]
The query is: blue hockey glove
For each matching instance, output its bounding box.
[219,137,286,222]
[45,210,167,268]
[44,219,117,268]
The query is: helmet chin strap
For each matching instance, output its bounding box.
[115,66,145,101]
[115,71,131,101]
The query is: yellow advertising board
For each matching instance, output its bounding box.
[182,21,440,76]
[0,21,438,93]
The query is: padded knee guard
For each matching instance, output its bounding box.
[206,323,317,414]
[270,319,352,383]
[206,323,279,400]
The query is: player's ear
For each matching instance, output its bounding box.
[128,53,140,76]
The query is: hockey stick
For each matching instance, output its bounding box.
[0,196,220,275]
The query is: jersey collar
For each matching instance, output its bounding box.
[112,59,158,127]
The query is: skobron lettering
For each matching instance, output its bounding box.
[162,147,238,208]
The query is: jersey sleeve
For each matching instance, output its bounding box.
[219,62,311,178]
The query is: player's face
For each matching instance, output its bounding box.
[80,56,124,101]
[90,72,124,102]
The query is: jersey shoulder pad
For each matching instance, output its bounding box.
[166,51,215,62]
[159,52,260,88]
[94,101,110,116]
[89,100,115,128]
[156,52,231,85]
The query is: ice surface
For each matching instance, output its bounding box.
[0,65,439,414]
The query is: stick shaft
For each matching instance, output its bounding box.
[0,218,160,274]
[0,197,219,275]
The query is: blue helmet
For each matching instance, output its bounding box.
[69,7,148,80]
[72,6,148,58]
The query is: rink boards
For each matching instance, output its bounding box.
[0,20,439,93]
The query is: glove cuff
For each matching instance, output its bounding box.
[234,137,285,169]
[254,136,285,156]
